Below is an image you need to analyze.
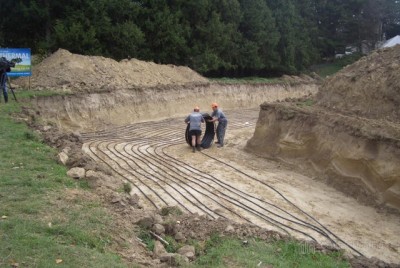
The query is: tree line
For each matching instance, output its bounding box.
[1,0,399,76]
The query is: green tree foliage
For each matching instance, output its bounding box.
[98,0,144,60]
[0,0,50,50]
[1,0,398,75]
[267,0,303,73]
[180,0,244,74]
[360,0,400,41]
[138,0,189,64]
[239,0,280,70]
[191,10,241,73]
[293,0,321,66]
[384,0,400,38]
[53,13,102,55]
[313,0,348,56]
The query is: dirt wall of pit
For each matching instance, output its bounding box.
[246,103,400,210]
[33,83,317,132]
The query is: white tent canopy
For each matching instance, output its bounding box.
[382,35,400,48]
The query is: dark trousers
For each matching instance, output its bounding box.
[0,72,8,103]
[216,120,227,146]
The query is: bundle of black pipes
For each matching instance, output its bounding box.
[185,113,215,148]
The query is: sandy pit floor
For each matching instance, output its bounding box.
[81,108,400,264]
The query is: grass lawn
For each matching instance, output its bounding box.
[0,92,130,268]
[311,53,363,78]
[191,236,350,268]
[210,77,284,84]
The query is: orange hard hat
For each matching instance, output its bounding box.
[211,102,218,108]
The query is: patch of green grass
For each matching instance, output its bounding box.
[311,53,363,78]
[0,92,130,267]
[10,87,73,99]
[312,64,343,78]
[191,236,350,268]
[164,235,183,253]
[137,230,182,253]
[138,230,155,251]
[123,182,132,194]
[160,206,183,216]
[296,99,314,107]
[210,77,283,84]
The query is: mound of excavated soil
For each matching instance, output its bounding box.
[15,49,209,93]
[317,45,400,123]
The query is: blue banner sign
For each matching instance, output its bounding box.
[0,48,32,77]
